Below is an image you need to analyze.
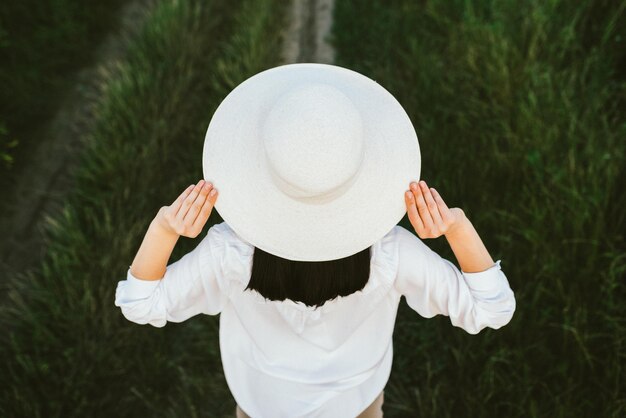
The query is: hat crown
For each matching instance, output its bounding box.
[261,83,365,204]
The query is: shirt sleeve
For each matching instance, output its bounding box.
[393,225,516,334]
[114,222,252,327]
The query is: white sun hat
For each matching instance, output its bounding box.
[202,63,421,261]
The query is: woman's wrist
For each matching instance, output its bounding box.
[152,209,180,238]
[129,218,180,281]
[444,208,469,238]
[444,214,495,273]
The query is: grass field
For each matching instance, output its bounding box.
[332,0,625,416]
[0,0,287,416]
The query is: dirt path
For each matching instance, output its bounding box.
[281,0,336,64]
[0,0,155,284]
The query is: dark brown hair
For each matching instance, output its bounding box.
[245,245,372,309]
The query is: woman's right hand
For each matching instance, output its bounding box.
[155,179,218,238]
[405,180,465,239]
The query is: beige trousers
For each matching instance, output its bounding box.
[235,390,384,418]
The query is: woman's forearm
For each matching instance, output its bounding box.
[444,216,495,273]
[129,217,180,281]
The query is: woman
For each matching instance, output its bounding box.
[115,64,516,417]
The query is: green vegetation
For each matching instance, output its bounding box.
[0,0,287,415]
[0,121,18,168]
[332,0,625,416]
[0,0,124,171]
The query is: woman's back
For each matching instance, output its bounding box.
[215,221,402,417]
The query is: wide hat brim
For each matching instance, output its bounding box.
[203,63,420,261]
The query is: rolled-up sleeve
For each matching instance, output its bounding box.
[393,225,516,334]
[114,223,235,327]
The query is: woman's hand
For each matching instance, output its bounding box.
[405,180,466,239]
[155,179,219,238]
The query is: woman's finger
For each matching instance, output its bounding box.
[420,181,443,226]
[176,180,205,221]
[430,187,455,225]
[192,187,218,230]
[171,184,195,215]
[186,182,212,225]
[413,182,434,229]
[405,188,424,231]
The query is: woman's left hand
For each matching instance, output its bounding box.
[405,180,465,239]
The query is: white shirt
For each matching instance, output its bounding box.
[115,221,516,417]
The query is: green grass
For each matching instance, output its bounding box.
[0,0,124,170]
[332,0,625,416]
[0,0,287,416]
